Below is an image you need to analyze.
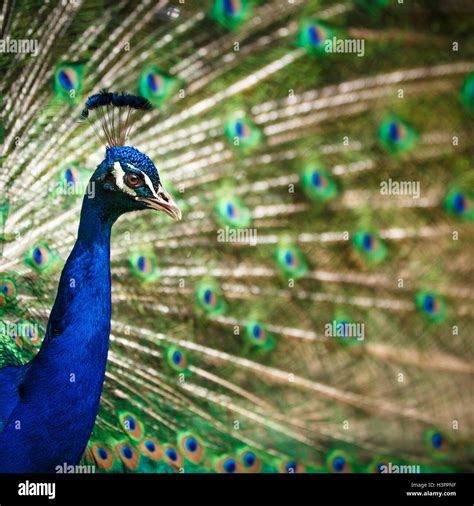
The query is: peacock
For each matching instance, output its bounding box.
[0,89,182,472]
[0,0,473,475]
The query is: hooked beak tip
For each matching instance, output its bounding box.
[137,186,182,222]
[175,208,182,221]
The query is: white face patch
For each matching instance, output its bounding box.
[141,171,161,198]
[112,162,136,196]
[112,162,161,200]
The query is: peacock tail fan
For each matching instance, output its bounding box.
[0,0,473,474]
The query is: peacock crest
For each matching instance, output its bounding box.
[80,89,152,147]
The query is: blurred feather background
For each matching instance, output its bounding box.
[0,0,473,473]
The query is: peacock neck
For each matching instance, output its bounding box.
[43,189,118,346]
[4,188,124,471]
[76,189,118,247]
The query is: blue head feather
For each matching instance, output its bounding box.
[103,145,160,187]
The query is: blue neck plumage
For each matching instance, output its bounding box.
[27,177,123,469]
[76,187,116,247]
[0,166,127,472]
[46,183,120,342]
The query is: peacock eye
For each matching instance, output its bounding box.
[124,172,143,188]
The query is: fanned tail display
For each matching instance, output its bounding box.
[0,0,473,474]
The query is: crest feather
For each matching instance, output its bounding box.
[81,89,152,147]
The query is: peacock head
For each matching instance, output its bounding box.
[92,145,181,221]
[82,89,181,221]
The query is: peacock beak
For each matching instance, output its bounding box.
[139,185,182,221]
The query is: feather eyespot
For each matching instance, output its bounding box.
[279,459,305,474]
[119,412,143,440]
[32,245,48,267]
[238,448,261,473]
[244,322,275,349]
[0,278,16,300]
[139,438,162,461]
[178,433,205,464]
[124,172,144,188]
[115,442,140,470]
[215,455,240,474]
[166,347,189,373]
[427,430,449,454]
[91,443,115,470]
[162,444,183,469]
[326,451,351,473]
[21,322,40,346]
